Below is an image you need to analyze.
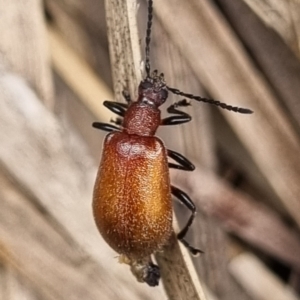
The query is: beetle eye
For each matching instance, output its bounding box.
[140,80,153,90]
[160,88,168,100]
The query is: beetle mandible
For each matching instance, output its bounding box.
[92,0,253,287]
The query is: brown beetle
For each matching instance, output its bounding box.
[92,0,252,286]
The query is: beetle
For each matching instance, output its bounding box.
[92,0,252,287]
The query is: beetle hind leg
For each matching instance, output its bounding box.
[171,185,203,256]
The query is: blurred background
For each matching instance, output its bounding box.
[1,0,300,299]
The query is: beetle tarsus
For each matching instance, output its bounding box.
[180,238,204,256]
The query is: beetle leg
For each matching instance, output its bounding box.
[161,99,192,125]
[92,100,127,131]
[167,149,195,171]
[92,122,120,132]
[103,100,128,117]
[171,185,203,256]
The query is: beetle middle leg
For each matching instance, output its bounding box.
[167,149,195,171]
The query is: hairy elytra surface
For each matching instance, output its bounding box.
[93,132,172,259]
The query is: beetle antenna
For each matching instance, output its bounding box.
[167,86,253,114]
[145,0,153,78]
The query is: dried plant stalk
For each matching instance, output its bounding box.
[0,0,53,106]
[48,26,114,122]
[229,253,299,300]
[0,71,164,299]
[104,0,208,298]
